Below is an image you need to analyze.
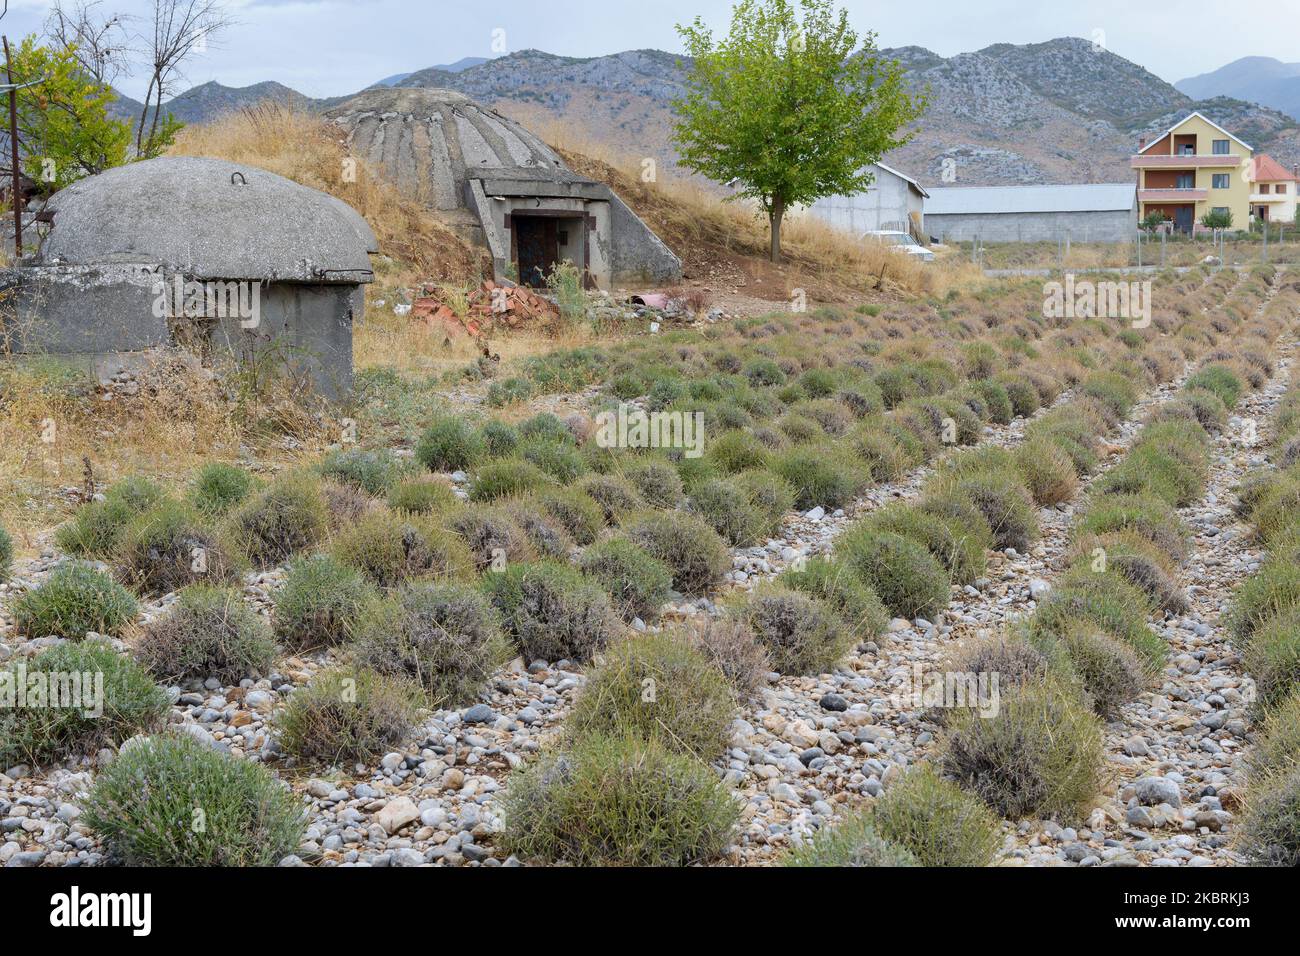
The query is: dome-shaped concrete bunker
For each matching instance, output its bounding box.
[4,156,376,397]
[326,87,680,289]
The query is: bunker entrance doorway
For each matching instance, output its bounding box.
[514,214,587,288]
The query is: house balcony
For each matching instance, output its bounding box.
[1250,192,1288,203]
[1130,155,1242,169]
[1138,188,1208,203]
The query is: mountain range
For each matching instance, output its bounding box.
[105,38,1300,187]
[1178,57,1300,123]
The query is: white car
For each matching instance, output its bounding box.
[863,230,935,262]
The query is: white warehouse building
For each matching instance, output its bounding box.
[801,162,929,236]
[924,183,1138,243]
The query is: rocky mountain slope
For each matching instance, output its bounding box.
[109,37,1300,187]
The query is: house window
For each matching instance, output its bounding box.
[1212,139,1230,155]
[1176,173,1195,189]
[1259,184,1271,194]
[1213,207,1230,217]
[1212,174,1230,189]
[1278,184,1289,195]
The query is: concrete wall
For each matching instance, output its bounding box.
[608,193,681,285]
[803,167,924,234]
[2,265,359,399]
[926,208,1137,243]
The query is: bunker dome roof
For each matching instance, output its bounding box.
[325,87,591,210]
[37,156,377,283]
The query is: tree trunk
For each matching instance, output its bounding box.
[769,197,785,262]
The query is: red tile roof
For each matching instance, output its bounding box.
[1253,154,1299,182]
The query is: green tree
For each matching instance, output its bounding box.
[1201,209,1233,230]
[6,35,133,193]
[673,0,926,261]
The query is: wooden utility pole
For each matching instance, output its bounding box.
[3,36,20,258]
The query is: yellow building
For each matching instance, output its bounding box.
[1131,112,1253,233]
[1248,154,1299,225]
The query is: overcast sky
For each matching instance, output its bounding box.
[0,0,1291,101]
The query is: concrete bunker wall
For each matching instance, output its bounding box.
[926,209,1137,243]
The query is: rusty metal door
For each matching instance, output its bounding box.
[516,217,558,288]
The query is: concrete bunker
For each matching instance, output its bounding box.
[325,87,680,289]
[1,155,376,398]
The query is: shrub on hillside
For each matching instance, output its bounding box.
[873,764,1002,867]
[706,430,770,474]
[317,448,407,496]
[940,677,1104,818]
[930,469,1038,551]
[777,555,889,643]
[770,447,865,511]
[0,524,11,581]
[13,561,138,639]
[997,374,1040,418]
[55,477,168,558]
[188,462,256,517]
[1014,438,1079,506]
[273,555,378,651]
[1248,692,1300,779]
[228,475,329,568]
[277,667,421,764]
[622,459,685,508]
[0,640,169,767]
[735,585,853,675]
[1028,620,1152,718]
[500,733,739,866]
[971,379,1014,425]
[1185,364,1244,410]
[567,632,737,758]
[415,417,486,472]
[783,810,918,867]
[483,561,616,663]
[1027,569,1166,671]
[577,537,672,622]
[864,503,989,586]
[388,476,458,515]
[480,419,521,457]
[321,480,375,529]
[1242,605,1300,711]
[1228,561,1300,646]
[330,511,471,588]
[1074,492,1189,564]
[468,458,554,501]
[499,498,574,559]
[534,487,604,545]
[82,732,305,866]
[683,617,771,698]
[519,437,587,483]
[578,474,645,524]
[687,477,765,547]
[353,582,510,707]
[1237,765,1300,866]
[622,511,731,595]
[115,502,242,596]
[837,528,951,621]
[135,584,276,684]
[444,505,533,572]
[732,469,796,535]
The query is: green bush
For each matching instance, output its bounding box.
[388,476,458,515]
[82,732,306,866]
[1250,473,1300,544]
[578,474,645,524]
[567,632,737,758]
[997,374,1040,418]
[415,417,486,472]
[1027,569,1166,671]
[444,505,532,572]
[683,617,771,698]
[519,437,587,483]
[622,459,685,508]
[227,475,329,569]
[1014,438,1080,506]
[622,511,731,595]
[873,764,1002,867]
[0,640,168,766]
[1248,692,1300,779]
[1185,364,1244,410]
[732,469,795,536]
[0,524,11,580]
[930,469,1038,551]
[735,585,853,675]
[1028,621,1151,718]
[1238,765,1300,866]
[940,677,1103,818]
[1241,607,1300,711]
[273,555,378,651]
[971,380,1014,425]
[1228,561,1300,646]
[848,425,910,481]
[743,357,786,386]
[837,528,951,621]
[13,561,138,639]
[135,584,276,683]
[55,478,167,558]
[1074,492,1188,564]
[863,503,989,586]
[500,498,574,559]
[770,447,865,511]
[468,458,554,501]
[1068,532,1187,614]
[1082,373,1140,422]
[777,556,889,642]
[188,462,256,517]
[706,430,770,474]
[483,561,616,663]
[317,448,407,495]
[277,666,421,764]
[687,477,765,547]
[783,810,918,867]
[330,511,471,588]
[354,583,510,707]
[115,502,242,596]
[480,419,521,457]
[535,487,604,546]
[500,733,739,866]
[577,536,672,622]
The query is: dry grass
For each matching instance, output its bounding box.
[168,101,484,288]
